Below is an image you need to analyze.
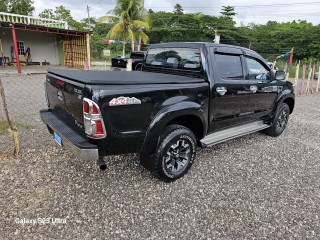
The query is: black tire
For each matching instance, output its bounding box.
[264,103,290,137]
[152,124,197,181]
[134,63,143,71]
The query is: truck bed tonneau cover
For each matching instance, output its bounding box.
[47,69,204,85]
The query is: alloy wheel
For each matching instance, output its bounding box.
[164,139,191,173]
[276,109,289,132]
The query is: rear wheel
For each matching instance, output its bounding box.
[135,63,143,71]
[152,125,197,181]
[264,103,290,137]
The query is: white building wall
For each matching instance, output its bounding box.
[0,28,58,65]
[0,28,13,61]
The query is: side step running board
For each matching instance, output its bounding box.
[201,121,270,146]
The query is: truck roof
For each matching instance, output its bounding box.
[149,42,248,50]
[148,42,266,64]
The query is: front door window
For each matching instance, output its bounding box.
[245,56,270,80]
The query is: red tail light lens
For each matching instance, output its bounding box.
[92,105,99,114]
[83,101,89,113]
[56,80,65,87]
[95,120,103,134]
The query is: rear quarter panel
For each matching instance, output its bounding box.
[88,82,209,155]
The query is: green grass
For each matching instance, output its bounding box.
[0,120,33,135]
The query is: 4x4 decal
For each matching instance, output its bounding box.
[109,97,141,106]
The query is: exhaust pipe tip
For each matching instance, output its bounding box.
[97,157,106,171]
[99,164,107,171]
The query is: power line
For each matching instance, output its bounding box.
[145,1,320,9]
[90,0,112,8]
[235,15,320,18]
[234,1,320,8]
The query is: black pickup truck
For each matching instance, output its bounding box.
[40,42,295,181]
[111,51,145,70]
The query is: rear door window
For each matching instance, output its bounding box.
[215,54,244,79]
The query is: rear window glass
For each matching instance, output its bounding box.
[145,48,201,71]
[215,54,244,79]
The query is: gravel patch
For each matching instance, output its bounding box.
[0,77,320,238]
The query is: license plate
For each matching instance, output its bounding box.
[54,132,62,146]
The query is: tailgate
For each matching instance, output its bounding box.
[111,58,127,68]
[46,73,85,126]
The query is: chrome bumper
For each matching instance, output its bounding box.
[40,109,99,161]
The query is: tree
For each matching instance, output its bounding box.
[1,0,35,15]
[0,0,9,12]
[220,5,236,19]
[80,17,97,31]
[38,6,84,31]
[240,20,320,61]
[38,9,55,19]
[98,0,149,56]
[11,0,34,15]
[147,12,219,43]
[173,4,183,15]
[53,6,72,22]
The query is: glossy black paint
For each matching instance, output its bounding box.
[46,73,85,126]
[43,42,295,163]
[88,82,209,155]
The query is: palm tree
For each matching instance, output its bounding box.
[98,0,149,56]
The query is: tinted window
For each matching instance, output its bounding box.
[145,48,201,70]
[245,56,270,80]
[215,54,244,79]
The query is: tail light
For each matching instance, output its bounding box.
[83,98,106,139]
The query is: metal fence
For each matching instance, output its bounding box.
[1,74,46,123]
[0,65,68,154]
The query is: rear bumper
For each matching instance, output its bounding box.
[40,109,99,161]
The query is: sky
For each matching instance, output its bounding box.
[33,0,320,26]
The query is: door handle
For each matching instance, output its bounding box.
[216,87,227,96]
[250,85,258,93]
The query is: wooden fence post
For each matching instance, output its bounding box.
[294,60,300,94]
[316,66,320,92]
[306,64,312,94]
[299,64,306,95]
[310,64,315,94]
[0,77,20,157]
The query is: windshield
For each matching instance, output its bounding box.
[145,48,201,71]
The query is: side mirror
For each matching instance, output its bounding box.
[275,70,286,80]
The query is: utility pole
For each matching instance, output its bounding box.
[138,0,144,51]
[87,5,91,32]
[86,5,91,69]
